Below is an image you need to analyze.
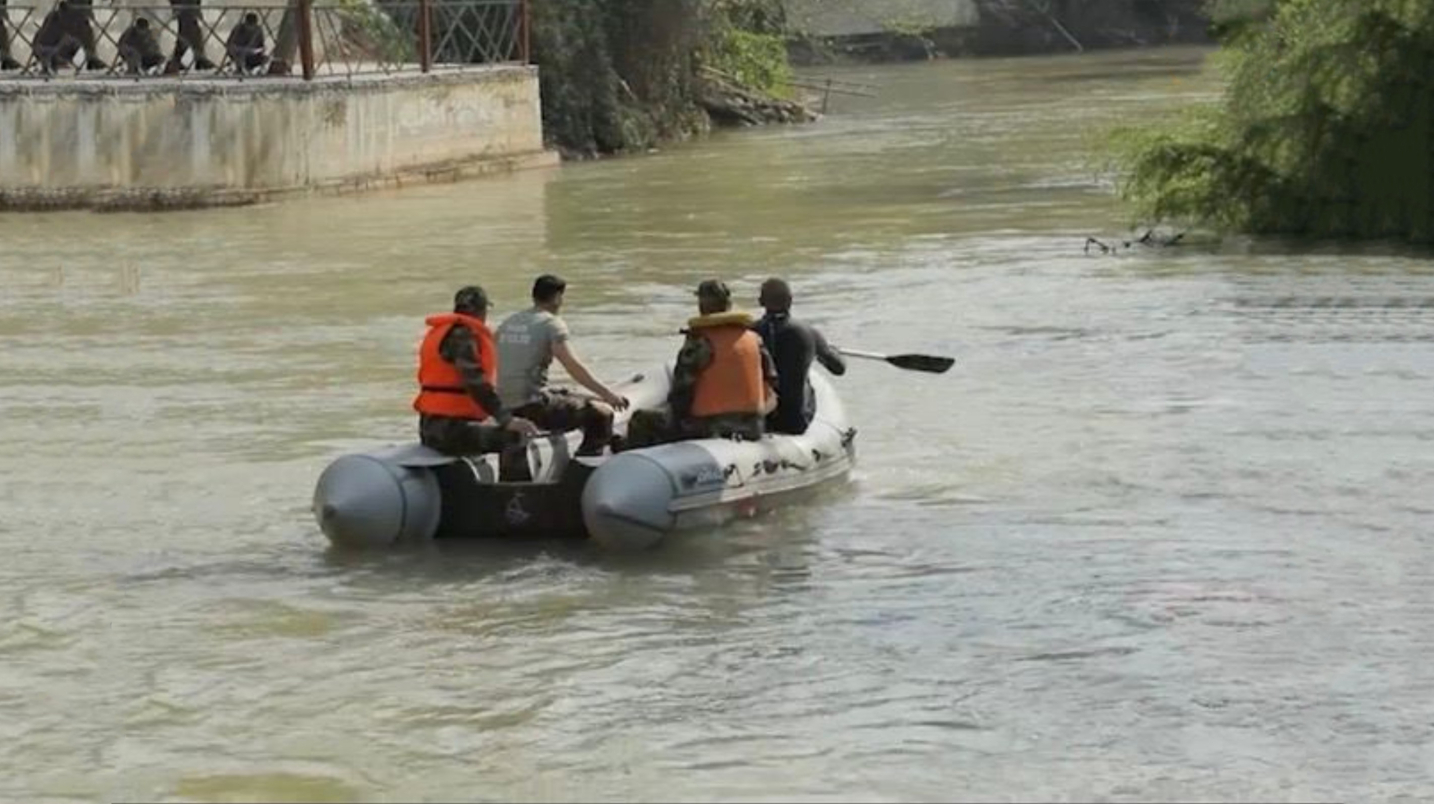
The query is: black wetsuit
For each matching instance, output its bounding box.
[753,311,846,435]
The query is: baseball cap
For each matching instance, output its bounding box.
[694,279,731,302]
[453,285,490,313]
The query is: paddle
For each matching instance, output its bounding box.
[836,347,955,374]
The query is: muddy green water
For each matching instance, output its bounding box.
[2,46,1431,802]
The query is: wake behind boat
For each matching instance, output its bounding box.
[311,366,857,551]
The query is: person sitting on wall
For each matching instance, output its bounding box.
[33,1,82,74]
[623,280,779,451]
[224,12,266,74]
[64,0,107,70]
[118,17,165,75]
[166,0,216,73]
[1,0,24,71]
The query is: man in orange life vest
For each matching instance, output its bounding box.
[624,279,778,449]
[413,286,538,456]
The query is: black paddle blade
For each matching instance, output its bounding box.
[886,353,955,373]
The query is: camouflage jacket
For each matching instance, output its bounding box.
[421,322,509,424]
[667,329,778,428]
[417,323,514,455]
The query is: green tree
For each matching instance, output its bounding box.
[530,0,796,158]
[699,0,794,96]
[530,0,706,158]
[1105,0,1434,243]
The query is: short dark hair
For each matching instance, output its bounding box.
[759,277,792,311]
[532,274,567,303]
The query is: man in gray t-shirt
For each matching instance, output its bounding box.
[495,274,630,462]
[496,305,569,410]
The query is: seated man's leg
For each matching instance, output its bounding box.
[418,415,505,457]
[42,39,79,72]
[620,408,682,451]
[575,397,615,456]
[517,389,614,457]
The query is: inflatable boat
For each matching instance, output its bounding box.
[311,365,857,551]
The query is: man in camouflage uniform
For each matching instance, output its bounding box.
[624,280,778,450]
[418,286,537,456]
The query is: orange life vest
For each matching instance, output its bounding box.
[412,312,497,420]
[688,311,767,418]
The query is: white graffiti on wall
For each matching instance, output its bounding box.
[394,88,504,141]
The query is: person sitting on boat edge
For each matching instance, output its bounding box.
[623,279,778,450]
[753,277,846,436]
[495,273,630,461]
[413,285,538,456]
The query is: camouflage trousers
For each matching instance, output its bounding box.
[418,414,514,456]
[511,388,614,457]
[621,408,765,452]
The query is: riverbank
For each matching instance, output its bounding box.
[788,10,1214,66]
[530,0,819,161]
[533,1,1216,160]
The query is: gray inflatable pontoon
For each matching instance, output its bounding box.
[311,366,857,551]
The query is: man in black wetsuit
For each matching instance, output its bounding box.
[752,278,846,435]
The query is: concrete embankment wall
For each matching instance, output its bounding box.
[0,67,558,211]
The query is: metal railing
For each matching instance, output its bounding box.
[0,0,529,81]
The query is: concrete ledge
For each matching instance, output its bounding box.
[0,65,551,212]
[0,147,560,212]
[0,65,536,99]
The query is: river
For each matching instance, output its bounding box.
[3,45,1432,802]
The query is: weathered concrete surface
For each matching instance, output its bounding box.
[785,0,978,37]
[0,67,558,211]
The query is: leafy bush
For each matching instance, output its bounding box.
[699,0,793,96]
[531,0,794,157]
[1104,0,1434,243]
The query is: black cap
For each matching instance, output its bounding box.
[694,279,731,302]
[453,285,490,314]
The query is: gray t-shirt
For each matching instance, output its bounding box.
[495,307,570,408]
